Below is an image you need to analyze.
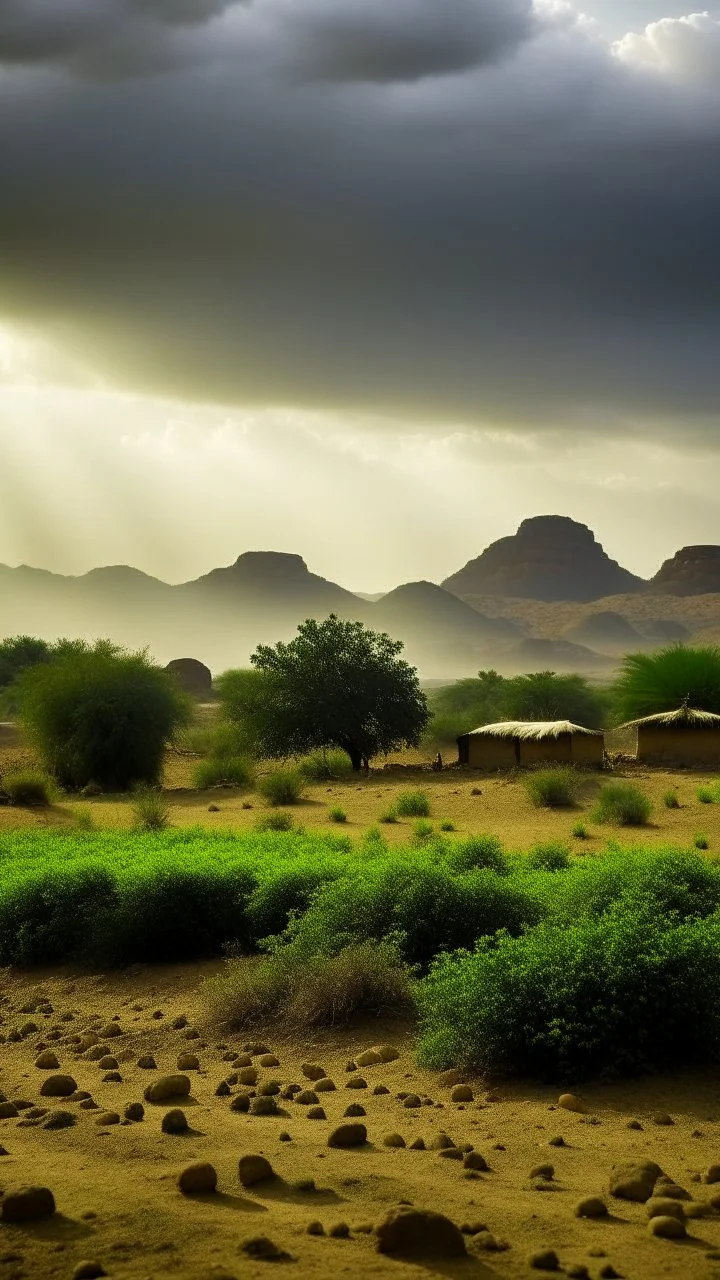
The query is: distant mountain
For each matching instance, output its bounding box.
[561,611,644,654]
[372,581,520,674]
[443,515,645,602]
[498,636,616,676]
[648,546,720,596]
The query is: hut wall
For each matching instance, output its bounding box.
[465,737,518,770]
[636,726,720,766]
[518,736,573,767]
[570,735,605,766]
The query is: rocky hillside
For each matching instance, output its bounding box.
[442,516,645,602]
[648,547,720,596]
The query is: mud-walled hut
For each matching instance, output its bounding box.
[457,721,605,769]
[622,707,720,767]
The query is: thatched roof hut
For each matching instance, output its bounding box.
[622,707,720,766]
[457,721,604,770]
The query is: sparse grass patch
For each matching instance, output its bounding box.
[2,770,55,808]
[439,820,455,832]
[394,790,430,818]
[527,841,571,872]
[412,819,434,843]
[445,834,508,875]
[524,767,580,809]
[259,768,305,807]
[696,834,710,850]
[72,806,96,832]
[593,783,652,827]
[572,821,589,840]
[255,811,294,833]
[328,807,347,824]
[379,809,398,824]
[698,787,714,804]
[298,750,353,782]
[664,791,680,809]
[131,787,171,832]
[192,756,254,790]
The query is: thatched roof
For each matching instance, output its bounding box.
[459,720,603,741]
[622,707,720,731]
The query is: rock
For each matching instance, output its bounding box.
[124,1102,144,1122]
[409,1137,425,1150]
[72,1264,107,1280]
[375,1206,466,1257]
[102,1072,122,1083]
[704,1165,720,1184]
[402,1094,422,1109]
[384,1133,406,1148]
[238,1067,258,1086]
[279,1131,291,1142]
[80,1099,99,1110]
[259,1054,280,1068]
[451,1085,474,1103]
[373,1085,390,1095]
[648,1215,686,1239]
[531,1164,554,1181]
[307,1220,324,1235]
[241,1236,291,1261]
[296,1090,319,1106]
[653,1113,674,1126]
[328,1123,367,1148]
[230,1094,250,1113]
[250,1096,277,1116]
[315,1078,336,1093]
[137,1055,157,1069]
[438,1148,462,1160]
[558,1093,586,1114]
[215,1081,231,1097]
[684,1201,713,1219]
[40,1074,77,1098]
[627,1120,642,1130]
[165,656,212,698]
[144,1075,191,1103]
[529,1248,560,1271]
[377,1046,400,1063]
[575,1196,608,1218]
[346,1077,367,1090]
[307,1106,326,1120]
[329,1222,350,1238]
[549,1136,566,1147]
[609,1159,662,1202]
[239,1154,274,1187]
[654,1176,690,1200]
[464,1151,489,1171]
[233,1054,253,1069]
[0,1103,19,1118]
[646,1198,686,1222]
[356,1051,382,1068]
[43,1110,75,1130]
[34,1051,60,1069]
[438,1070,463,1088]
[1,1185,56,1222]
[95,1112,120,1126]
[179,1162,218,1194]
[430,1132,455,1150]
[344,1104,366,1117]
[100,1024,122,1038]
[177,1052,200,1071]
[161,1109,189,1134]
[98,1056,118,1070]
[302,1063,327,1081]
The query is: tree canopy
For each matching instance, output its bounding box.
[220,615,429,771]
[0,635,53,691]
[427,669,609,743]
[613,645,720,723]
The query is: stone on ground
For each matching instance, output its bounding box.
[648,1214,686,1238]
[179,1162,218,1194]
[328,1123,367,1148]
[144,1075,191,1103]
[161,1109,189,1134]
[40,1074,77,1097]
[239,1155,275,1187]
[1,1185,56,1222]
[609,1159,662,1202]
[575,1196,608,1218]
[558,1093,586,1114]
[375,1206,466,1257]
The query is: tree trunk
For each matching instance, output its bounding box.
[345,744,363,772]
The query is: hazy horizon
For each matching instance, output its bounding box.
[2,1,719,592]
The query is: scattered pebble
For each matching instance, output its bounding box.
[307,1106,326,1120]
[239,1155,275,1187]
[241,1236,291,1261]
[529,1248,560,1271]
[609,1159,662,1202]
[384,1133,406,1148]
[124,1103,144,1122]
[161,1109,189,1134]
[648,1214,686,1239]
[558,1093,586,1114]
[179,1162,217,1194]
[328,1123,367,1149]
[575,1196,608,1219]
[344,1104,366,1118]
[95,1112,120,1126]
[302,1063,327,1081]
[144,1075,191,1104]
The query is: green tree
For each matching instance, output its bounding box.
[613,645,720,722]
[0,636,52,690]
[504,671,608,727]
[213,668,275,757]
[224,615,429,772]
[18,640,190,790]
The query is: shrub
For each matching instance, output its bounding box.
[193,756,254,790]
[379,809,398,824]
[132,787,172,832]
[524,767,580,809]
[572,822,588,840]
[416,909,720,1080]
[664,791,680,809]
[696,834,710,850]
[613,644,720,722]
[204,941,414,1030]
[541,845,720,926]
[246,862,343,942]
[527,841,571,872]
[412,820,434,842]
[445,834,508,875]
[255,811,294,833]
[259,768,305,807]
[593,783,651,827]
[394,790,430,818]
[298,750,353,782]
[328,807,347,824]
[72,806,96,832]
[18,640,190,791]
[698,787,715,804]
[0,866,117,966]
[2,770,55,808]
[439,820,455,833]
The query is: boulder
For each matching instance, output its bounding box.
[375,1206,466,1257]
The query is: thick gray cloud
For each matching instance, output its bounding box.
[0,1,719,433]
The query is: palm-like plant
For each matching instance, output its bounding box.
[613,645,720,723]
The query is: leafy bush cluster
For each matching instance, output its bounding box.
[425,669,610,744]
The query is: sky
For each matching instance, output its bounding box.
[1,1,719,592]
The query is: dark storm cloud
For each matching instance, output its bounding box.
[0,0,719,432]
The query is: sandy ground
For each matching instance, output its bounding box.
[1,962,720,1280]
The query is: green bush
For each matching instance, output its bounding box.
[527,841,571,872]
[439,820,455,833]
[205,941,413,1030]
[613,644,720,721]
[245,861,343,943]
[18,640,189,791]
[664,791,680,809]
[698,787,715,805]
[259,768,305,807]
[538,845,720,926]
[412,820,434,842]
[696,834,710,850]
[0,866,117,966]
[417,908,720,1080]
[572,822,588,840]
[193,756,254,790]
[328,807,347,824]
[524,767,580,809]
[255,812,294,832]
[394,790,430,818]
[445,834,508,875]
[72,806,96,832]
[593,783,651,826]
[132,787,171,832]
[298,750,354,782]
[2,770,55,808]
[379,809,398,824]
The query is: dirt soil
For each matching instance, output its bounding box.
[1,963,720,1280]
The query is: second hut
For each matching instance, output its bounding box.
[621,706,720,767]
[457,721,605,770]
